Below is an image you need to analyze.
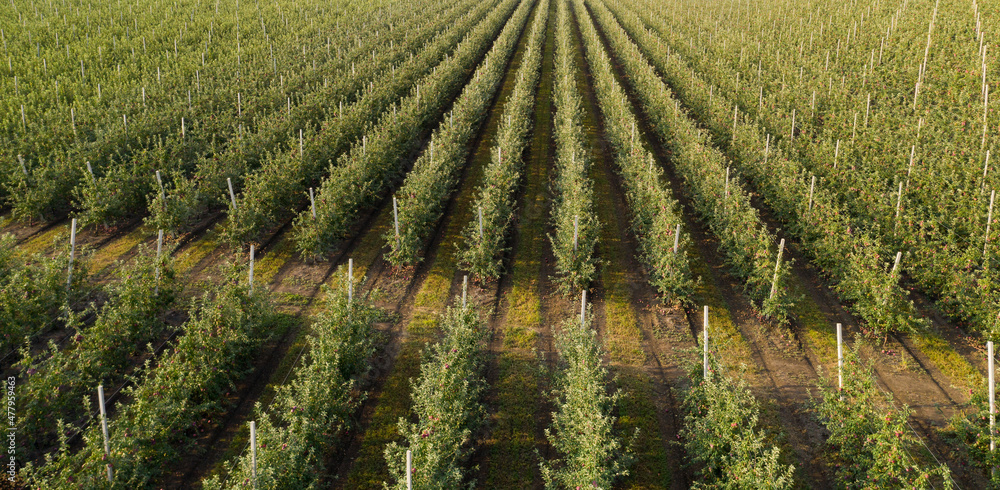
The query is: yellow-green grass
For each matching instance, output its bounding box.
[684,243,756,372]
[254,237,295,286]
[910,330,981,391]
[574,16,668,487]
[483,0,554,483]
[484,350,543,488]
[89,225,154,275]
[616,369,671,489]
[340,341,423,489]
[175,219,227,275]
[15,223,68,257]
[787,277,838,368]
[323,204,395,298]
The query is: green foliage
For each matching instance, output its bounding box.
[17,246,177,455]
[221,0,502,246]
[814,346,952,488]
[205,287,385,489]
[294,0,526,259]
[540,310,633,489]
[384,305,487,489]
[457,0,549,282]
[547,0,599,293]
[946,382,1000,487]
[24,262,276,489]
[575,0,696,305]
[383,0,536,267]
[0,233,86,354]
[681,362,794,489]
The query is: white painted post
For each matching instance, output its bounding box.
[156,170,165,200]
[908,146,916,178]
[18,155,27,177]
[67,219,77,288]
[673,224,681,254]
[299,129,303,157]
[248,245,255,293]
[478,207,483,239]
[71,107,76,135]
[250,421,258,488]
[393,197,400,250]
[894,181,904,233]
[227,177,237,209]
[237,92,242,118]
[580,290,587,327]
[703,306,709,378]
[834,139,840,169]
[462,275,468,308]
[764,134,770,164]
[790,109,796,143]
[181,117,185,138]
[986,189,995,257]
[724,167,730,198]
[807,175,816,213]
[769,239,785,300]
[984,151,992,191]
[406,449,412,490]
[865,93,871,127]
[98,385,113,482]
[990,340,995,452]
[348,258,353,304]
[123,113,127,134]
[309,188,317,219]
[837,323,843,399]
[573,215,579,253]
[155,229,163,295]
[891,251,902,275]
[87,161,94,178]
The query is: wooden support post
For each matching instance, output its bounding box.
[986,189,995,257]
[155,229,163,295]
[227,177,237,209]
[393,197,400,250]
[309,188,316,219]
[406,449,412,490]
[250,421,258,488]
[895,181,904,233]
[703,306,709,378]
[98,385,113,482]
[837,323,844,399]
[248,245,255,293]
[67,218,77,288]
[573,215,579,253]
[769,239,785,299]
[808,175,816,213]
[580,290,587,327]
[673,224,680,254]
[990,340,995,452]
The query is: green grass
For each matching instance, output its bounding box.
[616,369,671,489]
[485,351,543,488]
[341,341,423,489]
[175,220,226,275]
[254,237,295,286]
[910,329,980,391]
[16,223,68,257]
[89,225,154,275]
